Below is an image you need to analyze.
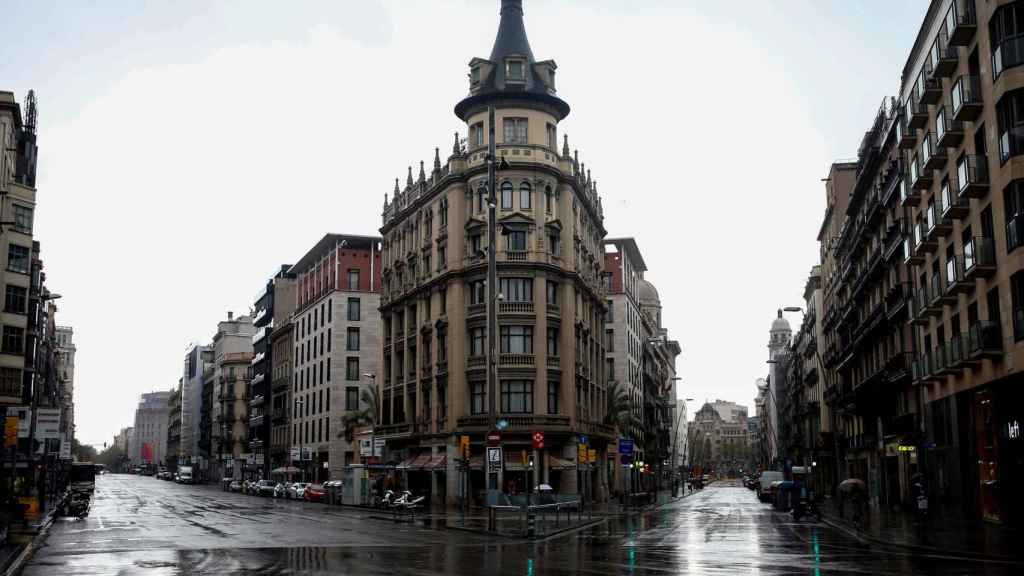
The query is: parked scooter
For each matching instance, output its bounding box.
[394,490,425,510]
[791,495,821,522]
[377,489,396,509]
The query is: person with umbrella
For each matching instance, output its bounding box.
[838,478,867,526]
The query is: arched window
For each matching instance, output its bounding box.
[520,182,532,210]
[501,181,514,210]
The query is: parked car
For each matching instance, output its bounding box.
[229,480,242,493]
[254,480,278,497]
[757,471,784,502]
[304,484,326,502]
[287,483,308,500]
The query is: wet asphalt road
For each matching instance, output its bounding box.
[22,474,1024,575]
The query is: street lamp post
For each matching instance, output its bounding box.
[363,373,377,466]
[670,396,694,496]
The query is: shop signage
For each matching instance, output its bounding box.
[618,438,633,454]
[302,447,313,461]
[59,440,71,460]
[487,447,502,472]
[578,444,588,464]
[578,433,589,446]
[3,416,17,447]
[1009,420,1021,440]
[588,449,597,463]
[897,444,916,453]
[34,409,61,440]
[290,447,300,461]
[460,435,471,458]
[532,432,544,449]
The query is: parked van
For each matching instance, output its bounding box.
[177,466,194,484]
[757,471,784,502]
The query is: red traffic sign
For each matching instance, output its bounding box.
[487,431,502,446]
[532,432,544,449]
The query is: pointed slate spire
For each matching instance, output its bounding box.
[490,1,535,64]
[454,131,461,155]
[433,147,442,172]
[562,134,570,158]
[406,166,414,189]
[394,178,400,195]
[418,160,426,183]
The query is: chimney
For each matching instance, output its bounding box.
[227,311,234,321]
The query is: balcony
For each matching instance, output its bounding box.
[885,351,914,380]
[467,303,485,318]
[914,221,938,254]
[896,118,916,149]
[963,237,996,280]
[904,236,924,265]
[947,335,968,370]
[499,301,534,315]
[919,73,943,106]
[951,75,982,122]
[956,154,989,198]
[967,320,1002,358]
[249,394,266,408]
[885,282,909,319]
[910,286,929,326]
[498,353,534,367]
[456,414,571,432]
[941,183,970,222]
[922,133,947,171]
[929,202,951,237]
[467,355,486,368]
[546,303,560,316]
[271,409,287,424]
[912,353,934,384]
[946,0,976,46]
[908,97,929,130]
[377,423,412,438]
[909,155,932,190]
[944,254,971,295]
[926,273,946,312]
[935,109,963,149]
[930,29,959,78]
[249,414,266,427]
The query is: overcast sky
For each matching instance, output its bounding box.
[1,0,928,447]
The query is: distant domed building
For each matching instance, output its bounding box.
[768,309,792,361]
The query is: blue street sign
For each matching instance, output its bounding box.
[578,433,589,446]
[618,438,633,454]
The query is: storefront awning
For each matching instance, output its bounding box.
[548,456,576,470]
[426,454,447,471]
[397,453,432,470]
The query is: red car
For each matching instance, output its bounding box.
[304,483,326,502]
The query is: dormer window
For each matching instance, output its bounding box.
[471,66,481,86]
[547,68,555,88]
[506,59,525,82]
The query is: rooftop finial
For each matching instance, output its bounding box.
[562,134,570,157]
[434,147,442,172]
[454,131,461,155]
[406,166,414,188]
[418,160,426,183]
[394,178,400,195]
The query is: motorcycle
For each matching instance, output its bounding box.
[377,489,396,509]
[394,490,425,510]
[59,489,91,519]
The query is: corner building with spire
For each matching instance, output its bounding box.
[377,0,613,507]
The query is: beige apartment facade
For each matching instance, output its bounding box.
[820,0,1024,526]
[377,0,613,507]
[211,312,254,479]
[289,234,381,483]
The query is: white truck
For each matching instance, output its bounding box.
[177,466,194,484]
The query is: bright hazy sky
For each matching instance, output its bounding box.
[1,0,928,447]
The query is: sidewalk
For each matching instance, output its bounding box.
[819,498,1022,560]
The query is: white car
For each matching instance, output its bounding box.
[287,483,308,500]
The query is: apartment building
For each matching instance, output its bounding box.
[54,326,75,440]
[211,312,254,479]
[250,265,293,477]
[167,383,182,470]
[181,343,211,472]
[690,401,751,473]
[289,234,380,482]
[266,267,296,475]
[131,391,172,467]
[0,90,37,412]
[377,0,612,507]
[820,0,1024,526]
[603,238,681,494]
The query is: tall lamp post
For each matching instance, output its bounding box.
[484,103,510,531]
[670,396,693,496]
[363,373,377,465]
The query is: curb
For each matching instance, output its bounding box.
[2,510,57,576]
[441,516,606,541]
[820,515,1020,562]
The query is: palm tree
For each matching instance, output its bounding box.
[339,386,379,443]
[604,381,640,433]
